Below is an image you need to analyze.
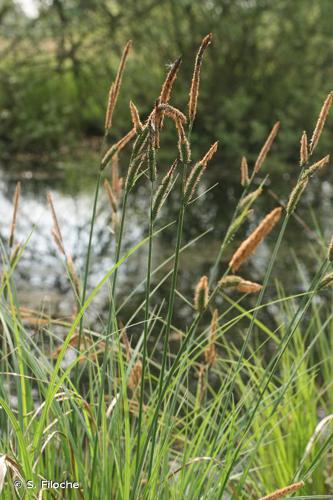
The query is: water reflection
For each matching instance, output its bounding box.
[1,156,332,335]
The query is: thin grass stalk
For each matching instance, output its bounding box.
[136,177,155,470]
[229,258,329,497]
[214,212,289,496]
[218,265,327,496]
[5,276,28,431]
[133,128,193,494]
[146,160,187,479]
[266,310,333,483]
[132,282,221,497]
[129,284,317,496]
[213,154,314,465]
[73,170,102,385]
[89,187,129,499]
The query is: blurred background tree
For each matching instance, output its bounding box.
[1,0,332,169]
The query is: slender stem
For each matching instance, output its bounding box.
[136,180,154,470]
[211,159,313,458]
[74,169,102,385]
[131,284,221,498]
[89,188,129,499]
[219,259,329,498]
[146,161,186,478]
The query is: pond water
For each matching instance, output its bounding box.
[1,153,332,341]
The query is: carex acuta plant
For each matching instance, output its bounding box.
[2,30,333,500]
[84,41,332,499]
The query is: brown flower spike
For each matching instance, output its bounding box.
[9,182,21,248]
[259,480,304,500]
[310,91,332,153]
[229,207,283,271]
[48,192,65,255]
[240,156,249,186]
[188,33,212,124]
[254,121,280,173]
[194,276,209,312]
[105,40,132,130]
[299,130,308,166]
[104,179,118,213]
[184,141,218,203]
[204,309,218,366]
[128,360,142,391]
[219,275,262,293]
[130,101,143,133]
[101,128,136,168]
[160,56,182,105]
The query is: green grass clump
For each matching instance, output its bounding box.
[0,35,333,499]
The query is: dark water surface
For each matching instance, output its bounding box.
[1,154,332,339]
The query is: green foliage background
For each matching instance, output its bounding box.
[1,0,333,167]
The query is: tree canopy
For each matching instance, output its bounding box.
[1,0,332,168]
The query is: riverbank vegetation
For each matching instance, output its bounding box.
[0,31,333,499]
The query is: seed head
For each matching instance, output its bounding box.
[318,272,333,290]
[259,480,304,500]
[240,187,263,209]
[184,142,218,203]
[105,40,132,130]
[128,360,142,391]
[9,182,21,248]
[48,192,65,255]
[152,160,177,220]
[156,103,187,124]
[301,154,330,180]
[240,156,249,186]
[176,118,191,163]
[67,255,81,300]
[204,309,218,366]
[130,101,143,133]
[310,91,332,153]
[101,128,136,168]
[189,33,212,124]
[328,235,333,261]
[219,275,261,293]
[229,207,283,271]
[299,131,308,166]
[286,177,309,214]
[160,56,182,104]
[111,154,122,199]
[254,121,280,174]
[104,179,118,213]
[194,275,209,313]
[235,279,262,293]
